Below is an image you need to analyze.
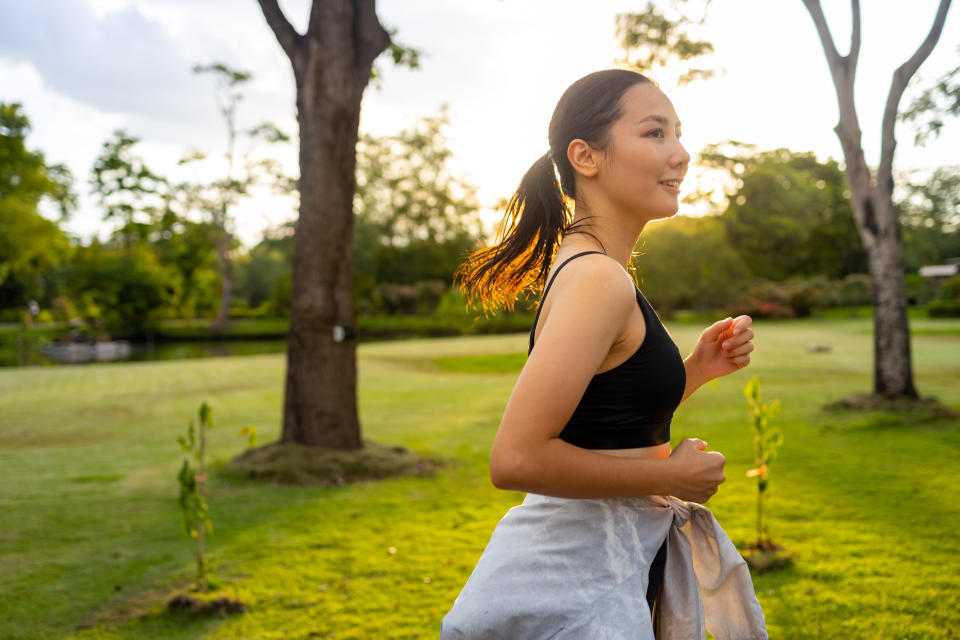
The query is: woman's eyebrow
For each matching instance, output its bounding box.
[636,114,681,127]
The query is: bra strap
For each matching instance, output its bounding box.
[528,250,606,353]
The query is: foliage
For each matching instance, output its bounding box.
[369,27,422,89]
[354,107,482,303]
[928,274,960,317]
[726,280,796,319]
[179,61,294,327]
[232,221,294,315]
[614,1,718,86]
[90,129,168,247]
[0,102,75,311]
[149,214,220,319]
[67,241,181,332]
[744,376,782,546]
[897,165,960,272]
[900,46,960,145]
[703,146,866,281]
[176,401,215,593]
[634,214,751,315]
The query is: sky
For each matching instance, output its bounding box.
[1,0,958,247]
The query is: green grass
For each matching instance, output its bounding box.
[1,318,958,639]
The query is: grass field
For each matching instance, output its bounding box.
[1,317,959,639]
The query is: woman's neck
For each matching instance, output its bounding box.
[563,203,644,271]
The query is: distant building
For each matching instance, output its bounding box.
[919,264,960,278]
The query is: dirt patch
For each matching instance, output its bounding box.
[166,593,250,615]
[739,539,794,573]
[823,392,959,422]
[223,439,450,487]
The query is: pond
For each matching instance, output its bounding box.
[0,335,288,367]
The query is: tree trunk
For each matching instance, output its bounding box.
[212,230,232,330]
[257,0,389,448]
[801,0,952,398]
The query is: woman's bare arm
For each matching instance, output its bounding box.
[488,256,725,501]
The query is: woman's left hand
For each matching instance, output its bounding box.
[689,315,754,382]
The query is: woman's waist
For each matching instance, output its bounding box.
[559,418,672,452]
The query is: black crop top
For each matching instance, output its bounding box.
[527,251,686,449]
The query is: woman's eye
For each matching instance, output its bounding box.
[648,128,664,138]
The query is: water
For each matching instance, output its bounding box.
[0,335,287,367]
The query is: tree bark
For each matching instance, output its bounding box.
[257,0,389,448]
[801,0,952,398]
[212,228,232,330]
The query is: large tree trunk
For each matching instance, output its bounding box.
[802,0,952,398]
[257,0,389,448]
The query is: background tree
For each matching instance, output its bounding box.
[897,165,960,272]
[255,0,416,449]
[615,0,718,87]
[149,212,220,320]
[634,214,750,315]
[90,129,167,250]
[800,0,952,399]
[186,62,292,329]
[701,146,866,280]
[234,221,295,316]
[354,108,483,308]
[66,240,180,333]
[0,102,74,316]
[900,44,960,145]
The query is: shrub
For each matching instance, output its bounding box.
[783,275,830,317]
[835,273,873,307]
[725,280,796,319]
[928,300,960,317]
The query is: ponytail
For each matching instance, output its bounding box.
[455,68,650,315]
[455,152,571,315]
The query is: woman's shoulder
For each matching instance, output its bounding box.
[542,252,638,326]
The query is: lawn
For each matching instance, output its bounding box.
[1,317,958,639]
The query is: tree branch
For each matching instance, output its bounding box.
[354,0,391,74]
[849,0,861,70]
[256,0,303,63]
[878,0,952,196]
[801,0,842,70]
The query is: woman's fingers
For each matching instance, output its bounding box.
[724,342,755,357]
[722,328,754,348]
[731,355,751,368]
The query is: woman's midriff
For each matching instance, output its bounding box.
[593,441,672,460]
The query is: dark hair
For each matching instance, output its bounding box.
[455,68,652,314]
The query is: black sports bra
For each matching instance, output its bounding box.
[527,250,686,449]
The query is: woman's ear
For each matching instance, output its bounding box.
[567,139,601,179]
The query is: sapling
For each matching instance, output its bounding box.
[177,401,214,592]
[743,376,783,547]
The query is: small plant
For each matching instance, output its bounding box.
[238,424,258,448]
[177,401,214,592]
[743,376,783,550]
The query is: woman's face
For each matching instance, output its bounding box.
[595,82,690,223]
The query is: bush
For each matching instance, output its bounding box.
[927,275,960,317]
[905,274,940,305]
[783,275,830,317]
[927,299,960,317]
[725,280,796,319]
[937,275,960,300]
[373,279,448,315]
[835,273,873,307]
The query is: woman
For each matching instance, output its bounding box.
[440,69,767,639]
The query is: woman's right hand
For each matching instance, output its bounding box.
[666,438,726,503]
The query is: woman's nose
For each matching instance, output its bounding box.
[672,141,691,167]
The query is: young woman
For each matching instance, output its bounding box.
[440,69,768,639]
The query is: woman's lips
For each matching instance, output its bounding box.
[660,182,680,194]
